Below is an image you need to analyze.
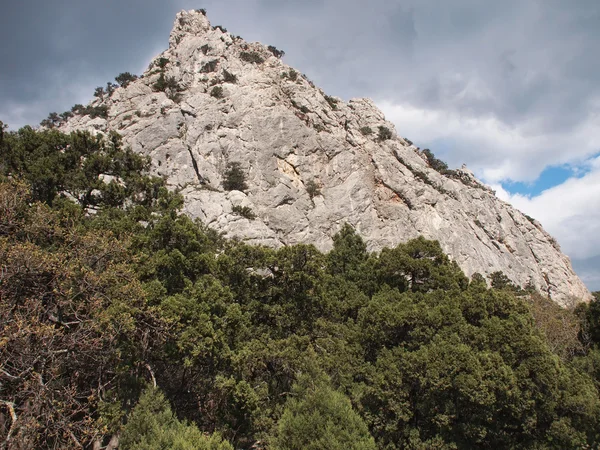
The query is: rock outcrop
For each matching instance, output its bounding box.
[60,9,591,305]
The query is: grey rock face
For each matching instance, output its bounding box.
[60,9,591,305]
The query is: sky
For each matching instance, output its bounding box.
[1,0,599,291]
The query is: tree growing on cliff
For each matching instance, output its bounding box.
[223,162,248,192]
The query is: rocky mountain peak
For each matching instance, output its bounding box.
[169,9,212,48]
[59,10,592,305]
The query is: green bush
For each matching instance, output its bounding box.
[422,148,450,174]
[268,45,285,58]
[121,388,233,450]
[156,57,169,69]
[360,126,372,136]
[232,205,256,220]
[305,180,321,199]
[240,51,264,64]
[271,372,376,450]
[324,95,338,110]
[377,125,392,141]
[286,69,298,81]
[222,162,248,191]
[210,86,224,99]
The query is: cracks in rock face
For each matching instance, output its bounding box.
[186,145,206,185]
[380,179,414,210]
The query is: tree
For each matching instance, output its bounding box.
[115,72,138,88]
[268,45,285,58]
[222,162,248,191]
[378,126,392,141]
[94,86,105,98]
[121,387,233,450]
[271,372,376,450]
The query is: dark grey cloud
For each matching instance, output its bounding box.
[3,0,600,176]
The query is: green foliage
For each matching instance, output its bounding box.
[0,128,159,208]
[324,94,338,110]
[284,69,298,81]
[156,57,169,69]
[378,125,392,141]
[272,371,376,450]
[214,25,228,33]
[422,148,448,172]
[153,73,182,102]
[196,8,207,16]
[305,180,321,199]
[116,72,139,87]
[232,205,256,220]
[222,162,248,191]
[240,51,264,64]
[360,126,373,136]
[268,45,285,58]
[106,81,118,96]
[210,86,224,99]
[94,86,105,98]
[121,388,233,450]
[2,125,600,449]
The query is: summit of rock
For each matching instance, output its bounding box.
[60,9,591,305]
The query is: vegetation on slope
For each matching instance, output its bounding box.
[1,124,600,449]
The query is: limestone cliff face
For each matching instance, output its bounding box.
[60,9,591,305]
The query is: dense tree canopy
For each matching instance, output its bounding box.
[1,126,599,449]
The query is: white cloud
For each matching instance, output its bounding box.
[504,159,600,261]
[378,100,600,184]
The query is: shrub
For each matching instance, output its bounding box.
[223,162,248,191]
[305,180,321,199]
[60,111,73,121]
[360,126,372,136]
[88,105,109,119]
[268,45,285,58]
[196,8,207,15]
[324,95,338,110]
[240,51,264,64]
[200,59,219,73]
[115,72,138,88]
[378,126,392,141]
[214,25,227,33]
[223,70,238,83]
[121,388,233,450]
[272,372,376,450]
[105,82,118,96]
[40,112,61,128]
[211,86,224,99]
[422,148,449,173]
[153,73,180,95]
[156,57,169,69]
[94,86,105,98]
[232,205,256,220]
[287,69,298,81]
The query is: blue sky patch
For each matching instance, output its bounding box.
[502,153,600,197]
